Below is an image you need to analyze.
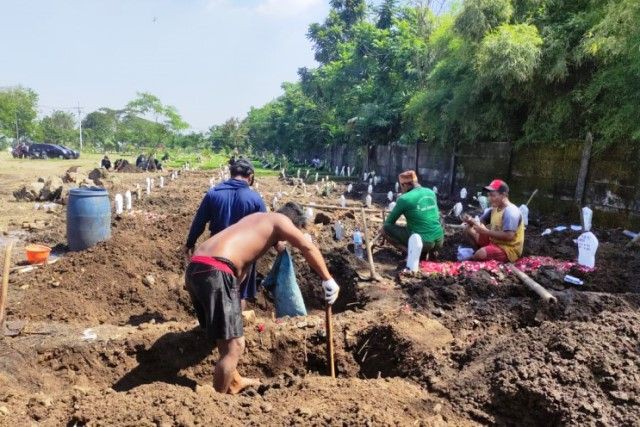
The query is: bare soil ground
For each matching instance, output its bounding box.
[0,167,639,425]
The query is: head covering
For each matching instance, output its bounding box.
[483,179,509,194]
[398,170,418,184]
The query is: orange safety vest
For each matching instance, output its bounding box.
[489,205,525,262]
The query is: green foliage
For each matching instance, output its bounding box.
[475,23,543,87]
[0,86,39,140]
[41,110,78,146]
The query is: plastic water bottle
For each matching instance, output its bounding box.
[334,221,344,241]
[353,228,364,259]
[365,194,372,208]
[406,234,423,272]
[340,195,346,208]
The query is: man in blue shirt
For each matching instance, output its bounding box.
[184,159,266,305]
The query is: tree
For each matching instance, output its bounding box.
[0,86,39,140]
[40,110,78,146]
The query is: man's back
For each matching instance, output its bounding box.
[396,186,443,241]
[194,213,284,280]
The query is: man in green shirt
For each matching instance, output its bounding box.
[383,170,444,257]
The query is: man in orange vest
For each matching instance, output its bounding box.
[463,179,525,262]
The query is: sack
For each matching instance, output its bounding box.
[262,249,307,318]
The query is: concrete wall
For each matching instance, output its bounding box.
[323,141,640,229]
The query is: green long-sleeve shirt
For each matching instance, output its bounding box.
[385,186,444,243]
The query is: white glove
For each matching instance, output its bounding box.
[322,278,340,305]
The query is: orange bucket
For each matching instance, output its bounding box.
[25,244,51,265]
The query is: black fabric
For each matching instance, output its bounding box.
[185,262,243,341]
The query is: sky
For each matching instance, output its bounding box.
[1,0,331,131]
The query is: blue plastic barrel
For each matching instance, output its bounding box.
[67,187,111,251]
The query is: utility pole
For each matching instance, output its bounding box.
[76,103,83,151]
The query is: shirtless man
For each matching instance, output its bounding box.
[185,202,340,394]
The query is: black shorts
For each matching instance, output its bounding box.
[185,261,243,341]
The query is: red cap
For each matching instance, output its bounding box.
[484,179,509,193]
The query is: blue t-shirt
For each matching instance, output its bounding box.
[186,178,266,248]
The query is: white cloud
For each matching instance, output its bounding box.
[256,0,322,17]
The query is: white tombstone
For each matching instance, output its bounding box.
[334,221,344,241]
[347,166,351,177]
[388,201,396,211]
[433,186,438,194]
[297,168,300,178]
[347,183,353,193]
[145,177,151,195]
[306,169,310,178]
[159,176,164,188]
[315,172,319,182]
[519,204,529,227]
[460,188,467,199]
[577,231,599,268]
[367,184,373,194]
[395,182,399,193]
[150,178,155,188]
[114,194,123,215]
[340,195,346,208]
[387,191,393,202]
[124,191,132,211]
[365,194,372,208]
[453,202,463,217]
[368,178,373,185]
[305,207,314,220]
[406,234,423,272]
[582,207,593,232]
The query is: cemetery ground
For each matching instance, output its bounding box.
[0,157,639,426]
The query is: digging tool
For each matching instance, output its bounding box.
[507,264,557,303]
[1,241,15,335]
[361,208,383,282]
[325,305,335,378]
[300,203,381,215]
[526,189,539,207]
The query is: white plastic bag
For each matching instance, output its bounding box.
[457,246,474,261]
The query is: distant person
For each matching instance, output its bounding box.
[101,155,112,170]
[383,170,444,259]
[161,152,169,161]
[135,154,146,168]
[463,179,524,262]
[185,203,339,394]
[184,159,266,306]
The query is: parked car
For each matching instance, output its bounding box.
[28,143,79,159]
